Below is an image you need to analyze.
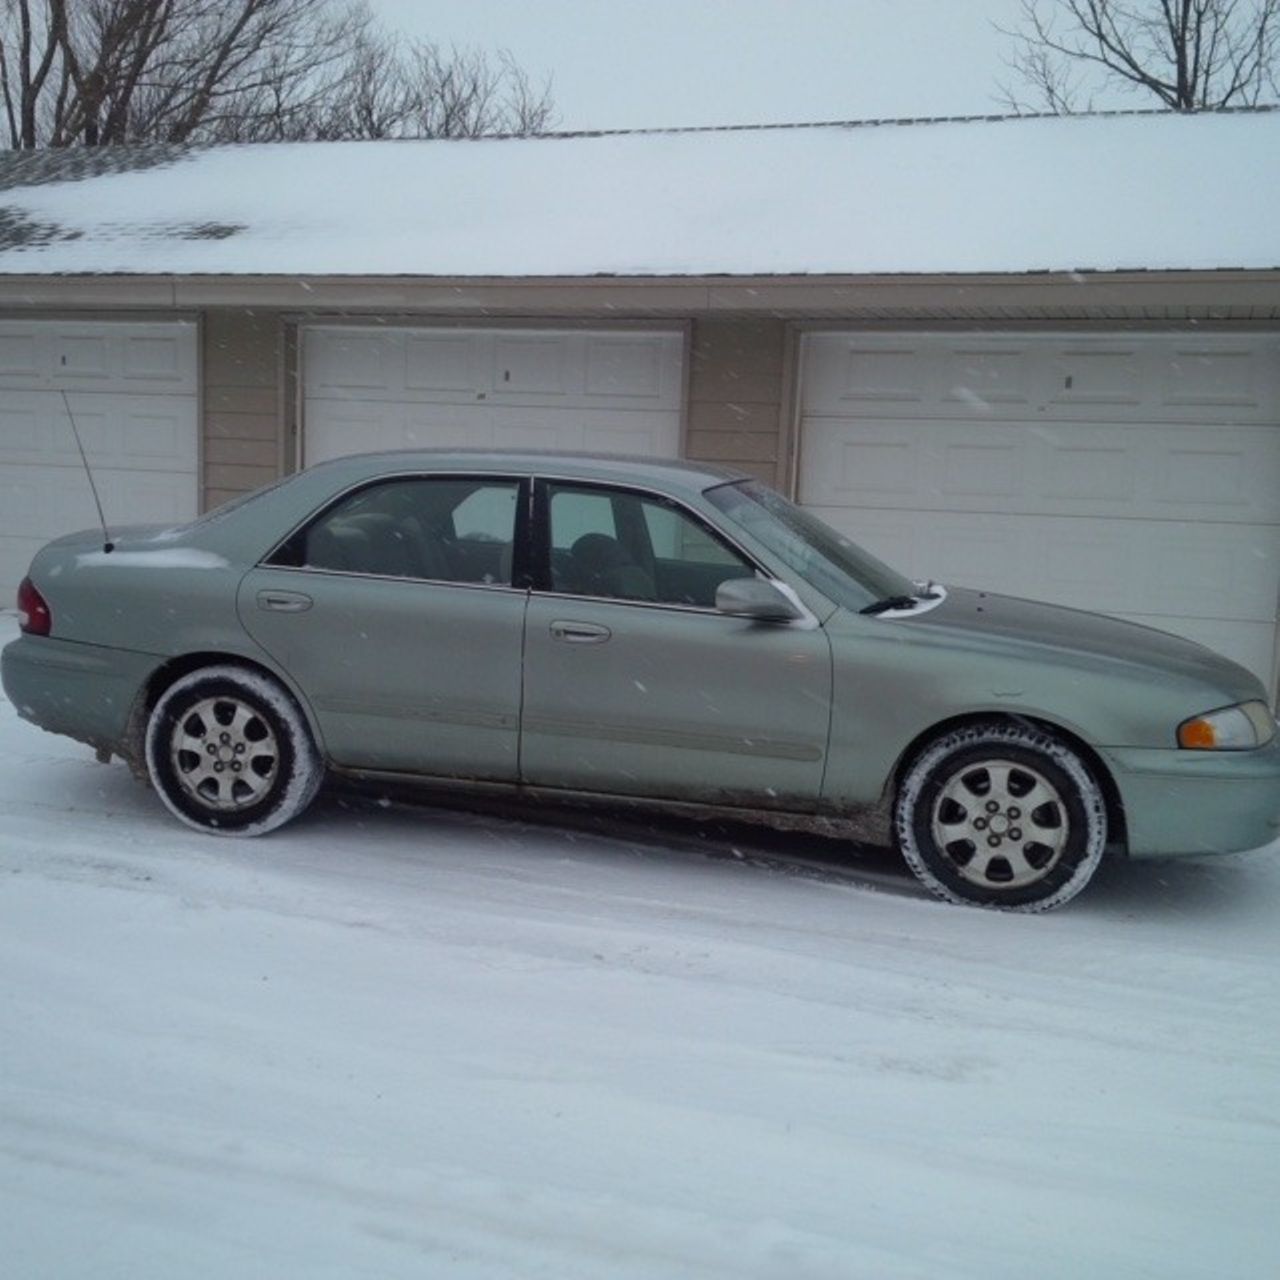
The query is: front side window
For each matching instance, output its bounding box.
[270,477,519,586]
[545,483,753,607]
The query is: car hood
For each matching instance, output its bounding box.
[895,585,1265,704]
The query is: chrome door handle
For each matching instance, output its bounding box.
[257,589,313,613]
[550,620,611,644]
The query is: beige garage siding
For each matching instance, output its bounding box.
[685,319,787,488]
[202,310,285,511]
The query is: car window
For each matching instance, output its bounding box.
[642,502,742,566]
[270,477,519,586]
[546,483,753,607]
[453,487,518,542]
[705,479,917,610]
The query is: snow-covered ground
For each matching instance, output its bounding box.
[2,620,1278,1279]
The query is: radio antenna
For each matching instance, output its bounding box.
[60,390,113,553]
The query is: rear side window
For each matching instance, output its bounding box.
[269,477,519,586]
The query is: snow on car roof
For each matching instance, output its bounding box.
[0,110,1275,277]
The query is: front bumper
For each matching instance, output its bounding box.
[1103,735,1280,857]
[1,634,158,758]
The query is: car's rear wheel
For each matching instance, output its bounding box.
[894,721,1107,911]
[145,665,322,835]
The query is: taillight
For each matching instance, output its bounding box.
[17,577,51,636]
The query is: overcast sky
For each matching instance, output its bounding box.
[366,0,1059,131]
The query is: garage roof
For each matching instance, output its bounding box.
[0,110,1275,277]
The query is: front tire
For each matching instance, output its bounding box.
[145,665,323,836]
[894,721,1107,911]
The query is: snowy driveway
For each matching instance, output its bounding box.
[2,620,1278,1279]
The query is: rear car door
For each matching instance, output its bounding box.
[238,474,528,779]
[519,480,832,809]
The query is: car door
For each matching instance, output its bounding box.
[238,474,528,779]
[519,479,833,809]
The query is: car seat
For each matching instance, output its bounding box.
[568,533,655,600]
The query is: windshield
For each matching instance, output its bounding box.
[705,479,918,612]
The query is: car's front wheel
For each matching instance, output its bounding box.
[145,665,323,835]
[894,721,1108,911]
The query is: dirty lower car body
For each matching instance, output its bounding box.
[5,450,1279,911]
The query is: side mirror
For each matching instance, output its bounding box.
[715,577,804,622]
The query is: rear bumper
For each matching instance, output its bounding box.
[1103,737,1280,857]
[1,634,157,757]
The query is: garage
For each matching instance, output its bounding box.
[302,325,685,467]
[798,332,1280,694]
[0,319,199,599]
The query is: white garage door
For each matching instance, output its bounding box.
[0,319,199,599]
[303,326,684,467]
[799,332,1280,694]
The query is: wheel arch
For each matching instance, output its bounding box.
[124,650,326,771]
[888,711,1128,854]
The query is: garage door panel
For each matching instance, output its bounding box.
[122,333,187,383]
[0,321,197,394]
[306,328,682,412]
[805,343,931,410]
[0,390,195,471]
[1163,345,1275,411]
[94,467,196,522]
[1041,436,1136,503]
[1047,346,1143,408]
[404,332,479,394]
[491,334,569,397]
[304,400,480,458]
[2,461,193,537]
[940,439,1024,499]
[811,506,1277,626]
[74,396,193,470]
[57,332,112,380]
[584,335,669,399]
[945,347,1036,407]
[0,331,38,379]
[803,416,1280,524]
[306,329,402,394]
[804,334,1279,425]
[304,326,683,468]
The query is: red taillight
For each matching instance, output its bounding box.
[17,577,51,636]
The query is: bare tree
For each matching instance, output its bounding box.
[236,37,555,142]
[999,0,1280,112]
[0,0,555,148]
[396,45,553,140]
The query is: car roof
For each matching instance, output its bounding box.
[300,449,748,497]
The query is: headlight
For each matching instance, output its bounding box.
[1177,701,1277,750]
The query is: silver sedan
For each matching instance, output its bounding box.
[4,451,1279,911]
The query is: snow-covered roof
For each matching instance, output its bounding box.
[0,111,1275,277]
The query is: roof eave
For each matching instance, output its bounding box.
[0,268,1276,320]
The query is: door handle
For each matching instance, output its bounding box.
[550,620,611,644]
[257,589,313,613]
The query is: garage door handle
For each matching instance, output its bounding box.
[257,590,313,613]
[550,620,611,644]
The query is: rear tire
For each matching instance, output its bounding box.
[145,665,322,835]
[894,721,1107,911]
